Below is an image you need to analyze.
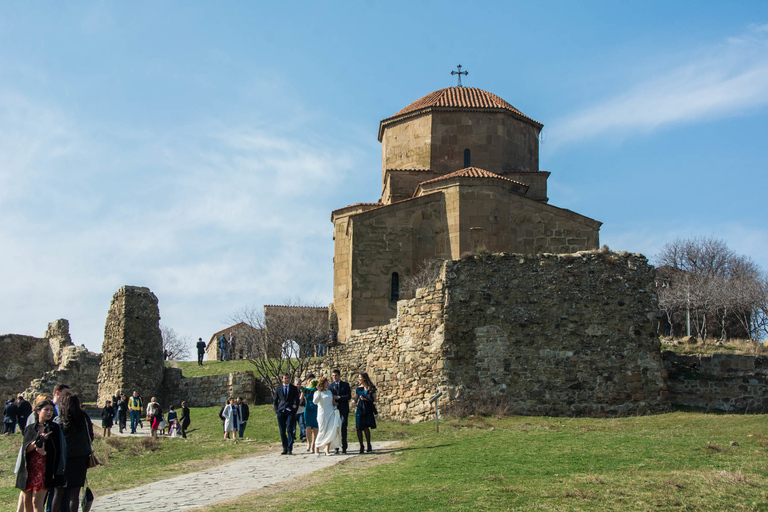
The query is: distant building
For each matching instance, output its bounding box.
[205,322,262,361]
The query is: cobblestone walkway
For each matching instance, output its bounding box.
[90,442,394,512]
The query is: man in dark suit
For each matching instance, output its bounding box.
[273,373,299,454]
[329,369,351,454]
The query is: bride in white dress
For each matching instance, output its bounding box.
[313,377,341,455]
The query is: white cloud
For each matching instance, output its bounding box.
[0,92,360,352]
[548,24,768,148]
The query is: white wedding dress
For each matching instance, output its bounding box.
[313,390,341,451]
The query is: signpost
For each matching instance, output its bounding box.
[428,390,443,433]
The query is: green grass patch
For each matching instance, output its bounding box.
[3,411,768,512]
[204,412,768,512]
[167,359,258,378]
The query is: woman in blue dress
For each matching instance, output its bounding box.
[354,372,377,454]
[300,375,319,453]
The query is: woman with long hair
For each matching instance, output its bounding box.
[354,372,377,454]
[15,399,63,512]
[300,376,319,453]
[150,403,163,439]
[56,391,94,512]
[312,377,341,456]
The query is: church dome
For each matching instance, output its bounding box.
[389,87,541,126]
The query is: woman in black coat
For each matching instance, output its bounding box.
[179,401,191,439]
[54,391,94,512]
[16,399,64,512]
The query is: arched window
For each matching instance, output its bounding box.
[464,148,471,168]
[390,272,400,302]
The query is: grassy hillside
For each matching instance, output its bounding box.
[167,359,258,378]
[3,410,767,512]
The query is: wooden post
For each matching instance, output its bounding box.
[428,390,443,433]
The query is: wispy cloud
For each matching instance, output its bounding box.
[0,90,362,349]
[548,24,768,148]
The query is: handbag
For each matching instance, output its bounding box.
[85,417,100,468]
[81,480,94,512]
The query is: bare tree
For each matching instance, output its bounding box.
[402,258,444,299]
[232,300,329,389]
[160,325,192,360]
[655,236,767,342]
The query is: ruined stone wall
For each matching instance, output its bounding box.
[2,319,101,401]
[305,282,447,422]
[97,286,165,406]
[160,368,268,408]
[0,334,55,399]
[441,251,668,417]
[315,250,669,421]
[663,352,768,412]
[26,346,102,402]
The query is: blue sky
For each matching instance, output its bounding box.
[2,2,767,354]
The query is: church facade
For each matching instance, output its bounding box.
[332,86,602,342]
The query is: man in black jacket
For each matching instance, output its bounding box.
[236,397,250,438]
[16,394,32,432]
[196,338,206,365]
[329,369,351,454]
[3,398,18,434]
[273,373,299,454]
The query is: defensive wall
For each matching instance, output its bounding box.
[663,352,768,413]
[310,250,671,421]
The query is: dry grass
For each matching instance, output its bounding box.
[661,337,768,355]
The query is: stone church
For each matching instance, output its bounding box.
[332,85,602,342]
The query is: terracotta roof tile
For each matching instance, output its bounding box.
[418,167,528,187]
[391,87,541,126]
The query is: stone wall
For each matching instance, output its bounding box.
[663,352,768,412]
[26,346,102,402]
[160,368,270,408]
[312,250,669,421]
[97,286,165,406]
[0,333,55,399]
[1,319,101,402]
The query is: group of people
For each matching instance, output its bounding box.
[274,369,377,456]
[102,390,191,439]
[13,383,94,512]
[219,397,250,439]
[4,395,33,434]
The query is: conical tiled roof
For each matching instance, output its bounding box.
[390,87,541,126]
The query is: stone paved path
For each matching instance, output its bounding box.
[90,441,395,511]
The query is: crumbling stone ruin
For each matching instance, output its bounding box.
[310,250,670,420]
[97,286,165,405]
[0,319,101,401]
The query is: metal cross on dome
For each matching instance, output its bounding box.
[451,64,468,87]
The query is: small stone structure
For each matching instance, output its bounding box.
[97,286,165,405]
[663,352,768,412]
[161,369,269,407]
[1,319,101,401]
[310,250,669,420]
